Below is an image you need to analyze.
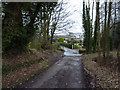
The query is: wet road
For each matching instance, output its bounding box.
[19,47,86,88]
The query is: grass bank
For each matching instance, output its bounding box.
[2,49,62,88]
[81,52,119,88]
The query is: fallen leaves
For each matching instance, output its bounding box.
[82,53,119,88]
[2,49,62,88]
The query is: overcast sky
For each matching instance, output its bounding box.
[63,0,83,34]
[55,0,96,36]
[56,0,84,35]
[55,0,119,36]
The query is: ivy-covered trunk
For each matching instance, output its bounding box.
[106,2,112,57]
[2,3,23,52]
[102,2,107,58]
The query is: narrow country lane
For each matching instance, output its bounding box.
[19,47,87,88]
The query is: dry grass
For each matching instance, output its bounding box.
[82,52,119,88]
[2,61,48,88]
[2,49,62,88]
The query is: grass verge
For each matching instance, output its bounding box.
[81,53,119,88]
[2,59,48,88]
[2,49,62,88]
[3,58,45,75]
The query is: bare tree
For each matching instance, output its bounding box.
[106,1,112,57]
[50,0,74,44]
[96,1,101,60]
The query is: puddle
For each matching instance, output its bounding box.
[61,46,82,57]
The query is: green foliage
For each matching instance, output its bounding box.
[50,43,60,50]
[2,3,34,53]
[28,42,41,49]
[58,37,64,42]
[2,3,38,53]
[60,42,72,49]
[2,57,45,75]
[67,40,72,43]
[82,2,92,53]
[2,2,59,53]
[73,45,79,49]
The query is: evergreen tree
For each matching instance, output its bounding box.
[82,1,92,53]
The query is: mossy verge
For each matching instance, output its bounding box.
[2,60,48,88]
[2,58,45,75]
[81,53,119,88]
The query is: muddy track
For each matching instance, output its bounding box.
[17,47,89,88]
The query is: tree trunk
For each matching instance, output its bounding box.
[102,2,107,58]
[112,2,117,51]
[117,43,120,60]
[106,1,112,57]
[96,1,101,60]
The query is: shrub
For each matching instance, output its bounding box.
[60,42,72,49]
[58,37,64,42]
[50,43,60,50]
[2,57,45,75]
[28,42,41,49]
[73,45,79,49]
